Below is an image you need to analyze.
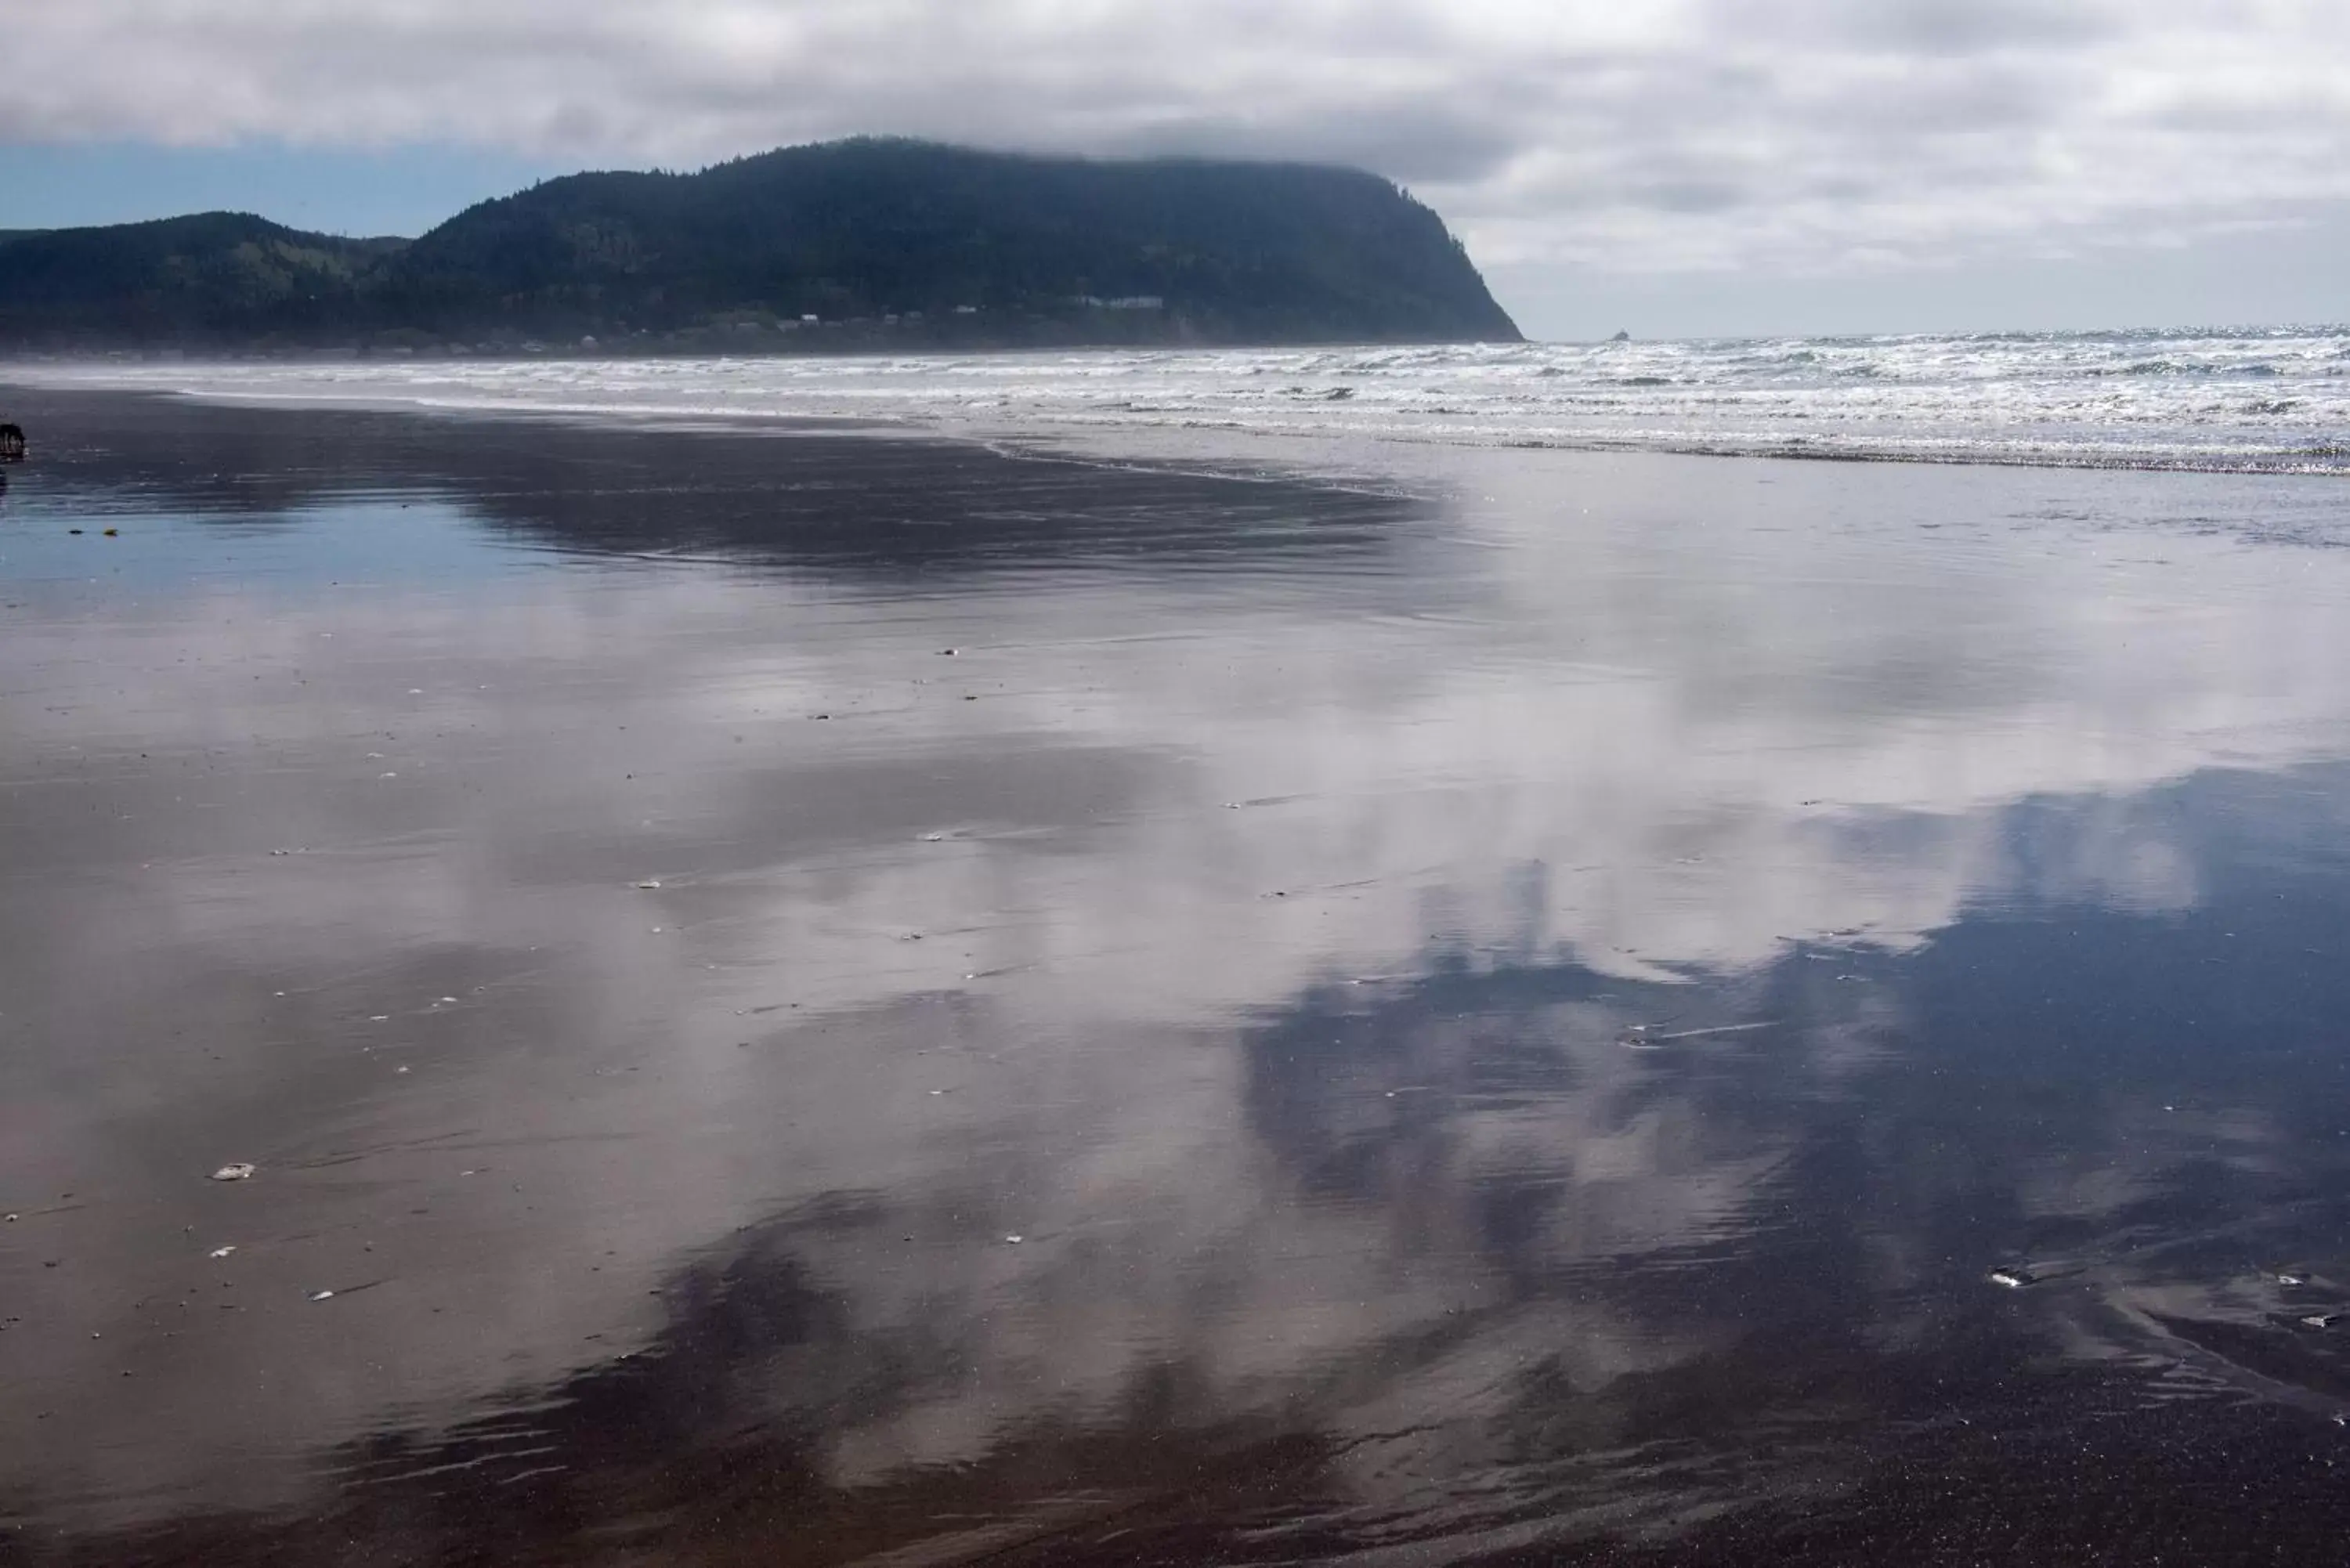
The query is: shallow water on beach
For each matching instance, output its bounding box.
[7,388,2350,1563]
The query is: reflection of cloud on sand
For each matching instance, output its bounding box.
[60,843,2350,1565]
[16,445,2350,1023]
[10,423,2350,1547]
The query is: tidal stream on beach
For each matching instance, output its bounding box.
[5,379,2350,1563]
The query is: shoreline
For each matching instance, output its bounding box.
[9,330,2349,479]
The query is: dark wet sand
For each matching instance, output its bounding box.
[7,386,2350,1564]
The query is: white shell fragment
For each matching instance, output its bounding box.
[210,1163,257,1182]
[307,1289,336,1302]
[208,1246,237,1259]
[1987,1269,2034,1289]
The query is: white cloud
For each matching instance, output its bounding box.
[4,2,2348,275]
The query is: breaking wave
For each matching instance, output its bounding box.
[16,324,2350,474]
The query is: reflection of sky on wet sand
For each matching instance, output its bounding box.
[5,396,2350,1556]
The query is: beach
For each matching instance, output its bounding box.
[6,379,2350,1563]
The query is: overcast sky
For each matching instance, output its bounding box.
[3,0,2345,338]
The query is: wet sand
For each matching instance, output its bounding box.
[6,385,2350,1563]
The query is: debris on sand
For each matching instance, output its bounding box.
[634,880,662,890]
[1988,1268,2036,1289]
[209,1163,257,1183]
[208,1246,236,1259]
[1620,1020,1779,1051]
[2280,1274,2310,1287]
[1004,1235,1024,1245]
[307,1289,336,1303]
[2302,1313,2341,1330]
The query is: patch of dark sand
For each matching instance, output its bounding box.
[0,385,1415,574]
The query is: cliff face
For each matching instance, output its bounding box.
[0,140,1520,351]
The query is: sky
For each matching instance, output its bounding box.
[2,0,2345,338]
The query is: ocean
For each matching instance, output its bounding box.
[15,324,2350,471]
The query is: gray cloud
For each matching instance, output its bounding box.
[1750,0,2128,55]
[4,1,2347,276]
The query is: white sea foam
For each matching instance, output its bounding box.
[17,326,2350,472]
